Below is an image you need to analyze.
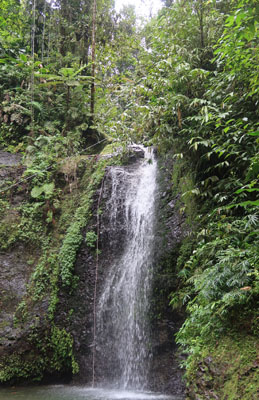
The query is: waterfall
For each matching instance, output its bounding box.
[96,146,157,390]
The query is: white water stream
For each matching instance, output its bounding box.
[97,147,157,389]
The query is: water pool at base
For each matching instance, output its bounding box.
[0,386,183,400]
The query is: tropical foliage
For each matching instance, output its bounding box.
[0,0,258,395]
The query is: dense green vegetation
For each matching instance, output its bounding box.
[0,0,258,397]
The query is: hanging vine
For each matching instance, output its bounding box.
[41,0,47,61]
[30,0,36,136]
[90,0,97,121]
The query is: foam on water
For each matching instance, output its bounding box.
[0,386,182,400]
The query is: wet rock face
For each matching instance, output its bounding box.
[0,152,30,351]
[0,245,50,374]
[127,144,145,162]
[0,147,185,393]
[0,151,25,204]
[60,149,185,395]
[0,245,33,352]
[57,148,149,385]
[58,163,142,385]
[0,151,22,188]
[149,318,185,395]
[148,157,186,395]
[0,151,21,167]
[56,247,97,383]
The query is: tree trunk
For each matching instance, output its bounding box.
[197,0,205,49]
[90,0,97,121]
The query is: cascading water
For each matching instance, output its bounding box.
[96,146,157,390]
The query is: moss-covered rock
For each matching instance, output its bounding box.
[0,149,126,385]
[0,325,77,384]
[186,334,259,400]
[0,153,106,384]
